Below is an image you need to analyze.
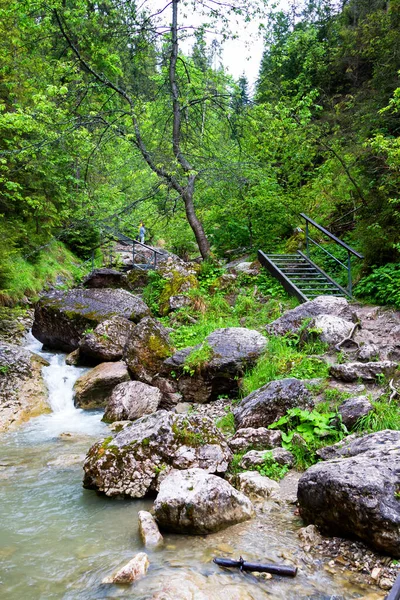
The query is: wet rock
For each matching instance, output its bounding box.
[313,314,354,346]
[102,552,149,584]
[228,427,282,453]
[298,524,322,547]
[32,288,150,352]
[73,361,130,409]
[103,381,162,423]
[298,430,400,556]
[154,468,254,534]
[79,316,135,362]
[123,317,174,384]
[163,328,267,403]
[234,378,313,429]
[169,295,191,312]
[82,268,131,290]
[338,396,373,429]
[330,360,398,382]
[266,296,356,337]
[0,342,49,432]
[65,349,81,366]
[150,572,256,600]
[138,511,163,549]
[234,471,280,500]
[83,411,232,497]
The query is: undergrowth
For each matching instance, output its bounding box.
[355,396,400,432]
[356,263,400,309]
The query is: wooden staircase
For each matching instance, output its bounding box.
[258,214,364,303]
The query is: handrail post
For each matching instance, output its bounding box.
[91,250,94,271]
[154,250,157,269]
[347,251,352,297]
[305,221,310,258]
[132,242,135,267]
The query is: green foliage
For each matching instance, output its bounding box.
[355,397,400,433]
[142,271,167,315]
[254,451,289,481]
[356,264,400,309]
[215,410,236,436]
[183,341,214,375]
[242,335,329,396]
[61,223,100,260]
[269,407,347,469]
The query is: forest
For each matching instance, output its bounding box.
[0,0,399,305]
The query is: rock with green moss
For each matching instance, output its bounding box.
[32,288,150,352]
[73,361,130,409]
[79,315,135,363]
[123,317,174,384]
[156,264,199,316]
[82,410,232,497]
[162,327,267,403]
[154,468,254,534]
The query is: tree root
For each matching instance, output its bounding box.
[335,321,361,352]
[389,379,398,403]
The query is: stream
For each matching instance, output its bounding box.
[0,334,374,599]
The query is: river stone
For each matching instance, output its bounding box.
[102,552,149,584]
[234,378,313,429]
[32,288,150,352]
[228,427,282,452]
[82,268,131,290]
[103,381,162,423]
[234,471,280,500]
[138,511,163,549]
[154,468,254,534]
[266,296,356,337]
[123,317,174,384]
[297,430,400,556]
[73,361,130,409]
[330,360,398,382]
[162,327,267,403]
[79,316,135,363]
[338,395,373,429]
[0,342,49,432]
[83,410,232,497]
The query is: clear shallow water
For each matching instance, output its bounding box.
[0,336,373,599]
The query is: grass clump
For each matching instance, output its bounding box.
[355,396,400,432]
[255,451,289,481]
[215,410,235,435]
[183,341,214,375]
[242,336,329,396]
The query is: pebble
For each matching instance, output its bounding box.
[379,577,394,590]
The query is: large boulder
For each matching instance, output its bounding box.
[0,342,49,432]
[297,430,400,556]
[153,468,254,534]
[313,314,354,346]
[228,427,282,453]
[338,396,373,429]
[330,361,398,383]
[103,381,162,423]
[83,410,232,497]
[234,378,313,429]
[162,328,267,403]
[32,288,150,352]
[266,296,356,337]
[79,315,135,362]
[73,361,130,409]
[123,317,174,384]
[82,268,131,290]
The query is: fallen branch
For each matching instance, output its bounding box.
[389,379,398,403]
[335,321,361,352]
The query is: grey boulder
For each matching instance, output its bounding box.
[32,288,149,352]
[82,268,131,290]
[154,468,254,534]
[330,361,398,382]
[83,410,232,497]
[79,315,135,362]
[338,395,373,429]
[234,378,313,429]
[298,430,400,556]
[103,381,162,423]
[163,327,267,403]
[228,427,282,453]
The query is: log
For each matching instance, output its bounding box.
[213,557,297,577]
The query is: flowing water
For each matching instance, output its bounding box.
[0,335,375,599]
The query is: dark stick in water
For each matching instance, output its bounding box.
[213,557,297,577]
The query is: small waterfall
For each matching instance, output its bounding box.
[23,332,106,438]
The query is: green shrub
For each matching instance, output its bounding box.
[355,397,400,432]
[142,271,167,315]
[356,263,400,308]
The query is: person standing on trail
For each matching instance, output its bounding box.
[139,221,146,244]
